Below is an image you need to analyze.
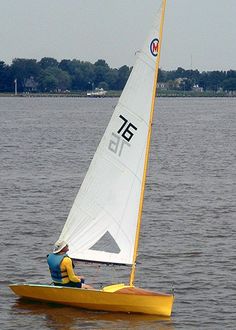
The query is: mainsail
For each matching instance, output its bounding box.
[59,7,163,265]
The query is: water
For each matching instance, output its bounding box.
[0,97,235,329]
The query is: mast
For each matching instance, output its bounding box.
[129,0,167,286]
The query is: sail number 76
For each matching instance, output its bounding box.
[117,115,137,142]
[108,115,137,157]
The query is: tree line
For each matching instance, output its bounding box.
[0,57,236,93]
[159,67,236,92]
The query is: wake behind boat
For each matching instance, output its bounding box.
[10,0,174,316]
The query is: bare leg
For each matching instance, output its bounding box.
[82,283,93,289]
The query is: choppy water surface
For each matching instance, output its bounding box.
[0,97,235,330]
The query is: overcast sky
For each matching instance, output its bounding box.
[1,0,236,71]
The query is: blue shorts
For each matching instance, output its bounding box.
[54,279,84,288]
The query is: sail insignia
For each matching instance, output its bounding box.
[90,231,121,254]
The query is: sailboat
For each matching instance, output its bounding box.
[10,0,174,316]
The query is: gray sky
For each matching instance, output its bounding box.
[1,0,236,71]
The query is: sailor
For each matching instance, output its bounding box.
[47,240,92,289]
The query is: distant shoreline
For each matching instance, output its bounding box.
[0,90,235,98]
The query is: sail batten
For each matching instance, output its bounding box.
[58,8,163,266]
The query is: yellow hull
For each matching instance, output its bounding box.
[9,283,174,316]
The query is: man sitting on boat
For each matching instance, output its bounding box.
[47,241,92,289]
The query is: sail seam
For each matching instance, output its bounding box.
[99,149,143,184]
[78,199,134,252]
[117,101,150,126]
[136,51,156,71]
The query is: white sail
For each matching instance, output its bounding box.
[59,8,162,265]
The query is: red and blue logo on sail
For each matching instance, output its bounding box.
[150,38,159,57]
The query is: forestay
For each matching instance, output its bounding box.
[59,8,162,265]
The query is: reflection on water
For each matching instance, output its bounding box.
[12,299,173,330]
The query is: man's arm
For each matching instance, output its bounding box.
[63,257,81,283]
